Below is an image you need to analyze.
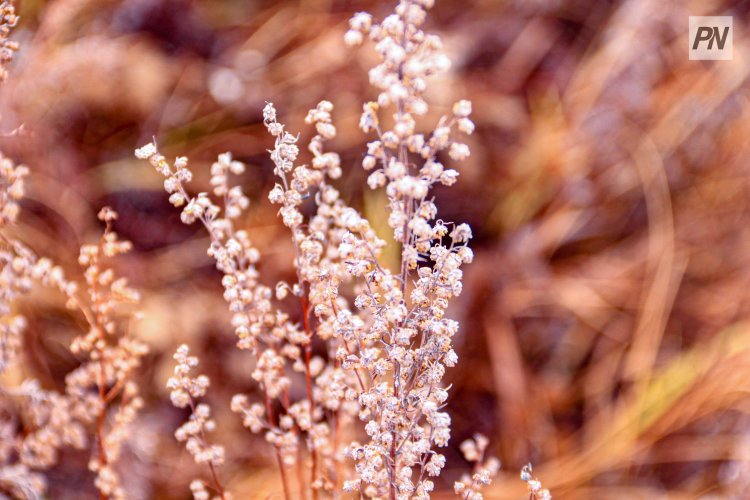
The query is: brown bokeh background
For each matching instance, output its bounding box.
[4,0,750,498]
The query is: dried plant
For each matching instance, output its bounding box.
[0,1,18,83]
[133,1,544,499]
[0,153,92,499]
[0,0,746,496]
[0,6,147,498]
[520,464,550,500]
[168,345,228,500]
[0,0,561,497]
[73,207,148,499]
[0,176,147,498]
[1,159,147,499]
[453,435,501,499]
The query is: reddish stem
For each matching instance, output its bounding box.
[96,358,108,500]
[389,434,397,500]
[265,393,292,500]
[300,296,319,499]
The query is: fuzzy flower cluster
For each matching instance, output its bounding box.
[0,233,76,373]
[191,478,225,500]
[168,345,228,499]
[335,1,477,497]
[175,403,224,467]
[0,141,95,499]
[69,207,148,500]
[0,153,80,496]
[16,380,97,468]
[260,2,478,494]
[453,435,501,499]
[0,153,27,227]
[0,167,146,500]
[168,345,211,408]
[134,144,268,353]
[0,1,18,82]
[263,99,370,494]
[139,107,364,496]
[521,463,551,500]
[0,380,96,498]
[134,1,522,499]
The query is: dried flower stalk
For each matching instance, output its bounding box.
[168,345,228,500]
[0,9,147,490]
[0,1,18,83]
[1,166,147,498]
[520,464,551,500]
[74,207,148,499]
[453,435,500,499]
[133,1,552,499]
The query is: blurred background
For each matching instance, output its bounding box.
[3,0,750,498]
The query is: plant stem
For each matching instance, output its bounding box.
[300,295,319,500]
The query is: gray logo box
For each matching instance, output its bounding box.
[689,16,732,60]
